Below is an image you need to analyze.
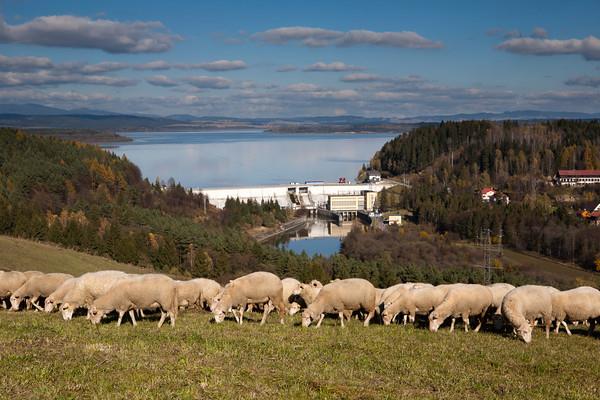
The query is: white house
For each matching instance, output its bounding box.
[557,170,600,186]
[480,187,496,202]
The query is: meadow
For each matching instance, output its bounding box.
[0,309,598,399]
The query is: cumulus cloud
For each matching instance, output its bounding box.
[303,61,364,72]
[146,75,178,87]
[191,60,246,71]
[0,70,136,87]
[133,59,246,71]
[134,60,171,70]
[0,15,180,53]
[0,54,52,71]
[497,35,600,60]
[341,73,381,82]
[276,65,297,72]
[253,26,442,49]
[564,75,600,88]
[183,75,232,89]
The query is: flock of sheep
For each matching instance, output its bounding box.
[1,269,599,343]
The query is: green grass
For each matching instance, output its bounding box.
[0,235,150,275]
[1,310,599,399]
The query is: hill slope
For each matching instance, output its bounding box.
[0,235,149,275]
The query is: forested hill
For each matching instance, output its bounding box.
[0,127,540,287]
[373,120,600,185]
[370,120,600,271]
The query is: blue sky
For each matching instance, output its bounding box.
[0,0,599,117]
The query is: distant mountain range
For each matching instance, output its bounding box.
[0,103,598,134]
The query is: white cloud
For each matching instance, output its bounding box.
[0,54,52,71]
[341,73,381,82]
[253,26,442,49]
[303,61,364,72]
[497,35,600,60]
[183,75,232,89]
[564,75,600,88]
[0,70,136,87]
[146,75,178,87]
[134,59,246,71]
[0,15,180,53]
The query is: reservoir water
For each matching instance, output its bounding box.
[109,130,397,256]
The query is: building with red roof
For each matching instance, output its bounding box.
[557,170,600,186]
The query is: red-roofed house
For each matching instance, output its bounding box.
[480,187,495,202]
[557,170,600,186]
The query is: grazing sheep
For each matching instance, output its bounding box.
[487,283,516,314]
[289,279,324,316]
[60,270,129,320]
[0,271,43,309]
[551,286,600,336]
[281,277,303,315]
[501,285,557,343]
[10,273,73,311]
[44,277,80,312]
[89,274,178,328]
[194,278,222,310]
[212,271,286,325]
[382,284,460,326]
[381,282,434,310]
[429,284,493,333]
[301,278,376,328]
[175,280,203,309]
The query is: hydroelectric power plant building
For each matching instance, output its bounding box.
[194,180,394,213]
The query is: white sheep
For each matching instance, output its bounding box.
[382,284,461,326]
[212,271,286,325]
[0,271,43,309]
[60,270,129,320]
[10,273,73,311]
[501,285,557,343]
[289,279,324,316]
[487,283,516,314]
[301,278,376,328]
[428,284,493,333]
[44,277,80,312]
[551,286,600,336]
[89,274,178,327]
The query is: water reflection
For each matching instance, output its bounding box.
[275,219,360,257]
[109,131,397,188]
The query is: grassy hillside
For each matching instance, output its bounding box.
[0,235,149,275]
[0,310,598,399]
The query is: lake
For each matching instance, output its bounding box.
[110,131,397,188]
[109,130,397,256]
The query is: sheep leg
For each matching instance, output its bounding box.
[402,314,407,325]
[315,313,325,328]
[117,311,125,327]
[231,308,240,323]
[30,297,40,311]
[31,300,45,312]
[239,306,246,325]
[129,310,137,326]
[463,315,469,333]
[1,300,5,309]
[169,311,176,327]
[139,309,146,318]
[587,319,596,336]
[339,312,345,328]
[562,321,571,336]
[25,298,32,310]
[363,309,375,327]
[555,320,561,334]
[545,318,551,339]
[474,317,483,333]
[449,318,455,333]
[260,304,272,325]
[158,310,167,328]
